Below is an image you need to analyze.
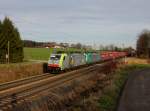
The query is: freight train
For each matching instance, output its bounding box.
[47,51,127,73]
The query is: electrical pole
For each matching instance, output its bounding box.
[122,43,124,51]
[8,41,10,64]
[148,37,150,59]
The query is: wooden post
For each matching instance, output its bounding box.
[8,41,10,64]
[148,37,150,63]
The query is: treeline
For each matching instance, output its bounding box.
[23,40,56,48]
[136,30,150,58]
[23,40,93,50]
[23,40,135,54]
[0,17,23,63]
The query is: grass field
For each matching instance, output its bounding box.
[24,47,53,61]
[23,47,84,61]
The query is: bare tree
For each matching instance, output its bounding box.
[136,30,150,58]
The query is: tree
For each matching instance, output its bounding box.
[75,43,82,49]
[0,20,5,62]
[0,20,2,32]
[0,20,3,44]
[0,17,23,63]
[124,47,135,56]
[136,30,150,58]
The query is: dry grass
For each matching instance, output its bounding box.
[126,57,149,65]
[0,63,43,83]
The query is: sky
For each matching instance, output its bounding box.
[0,0,150,48]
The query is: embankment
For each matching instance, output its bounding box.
[0,63,43,83]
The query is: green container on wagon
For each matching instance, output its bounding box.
[85,52,93,64]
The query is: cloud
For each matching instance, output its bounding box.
[0,0,150,48]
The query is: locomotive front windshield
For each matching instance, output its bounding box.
[50,55,61,60]
[48,54,61,64]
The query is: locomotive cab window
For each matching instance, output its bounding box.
[50,55,61,60]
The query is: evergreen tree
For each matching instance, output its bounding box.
[0,17,23,63]
[0,20,2,44]
[0,20,4,62]
[0,20,2,32]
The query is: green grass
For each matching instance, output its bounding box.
[24,47,53,61]
[23,47,85,61]
[99,64,150,111]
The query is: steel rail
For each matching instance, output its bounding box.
[0,73,54,91]
[0,66,97,109]
[0,59,120,110]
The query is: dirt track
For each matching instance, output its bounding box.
[117,68,150,111]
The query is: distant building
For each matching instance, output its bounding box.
[54,45,63,48]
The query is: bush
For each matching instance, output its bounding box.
[99,64,150,111]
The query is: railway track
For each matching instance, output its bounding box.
[0,64,99,110]
[0,60,120,110]
[0,73,54,91]
[0,59,108,92]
